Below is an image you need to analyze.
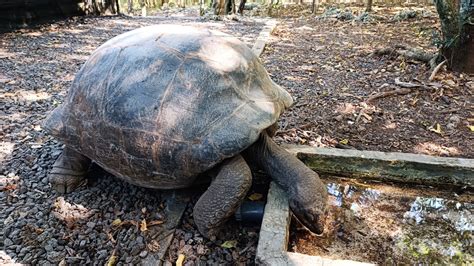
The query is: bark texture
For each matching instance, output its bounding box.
[434,0,474,73]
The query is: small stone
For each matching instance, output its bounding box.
[184,232,193,242]
[136,236,144,244]
[86,221,96,228]
[130,245,141,256]
[4,238,13,246]
[139,250,148,258]
[97,250,107,260]
[196,244,206,255]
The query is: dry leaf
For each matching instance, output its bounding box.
[468,125,474,132]
[339,139,349,145]
[248,193,263,201]
[428,123,443,135]
[111,218,122,226]
[2,183,17,191]
[140,219,147,232]
[176,254,185,266]
[221,240,237,249]
[106,254,117,266]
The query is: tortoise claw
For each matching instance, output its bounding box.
[49,148,91,194]
[49,172,87,194]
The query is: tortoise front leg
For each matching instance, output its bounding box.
[244,132,327,235]
[49,147,91,193]
[193,155,252,239]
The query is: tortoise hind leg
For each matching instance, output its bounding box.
[193,155,252,239]
[49,147,91,194]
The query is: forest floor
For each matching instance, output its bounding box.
[1,4,473,266]
[263,6,473,158]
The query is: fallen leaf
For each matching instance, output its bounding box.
[106,254,117,266]
[248,193,263,201]
[2,183,17,191]
[428,123,443,135]
[176,254,185,266]
[111,218,122,226]
[147,239,160,252]
[221,240,237,249]
[140,219,147,232]
[339,139,349,145]
[468,125,474,132]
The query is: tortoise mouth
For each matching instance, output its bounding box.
[290,199,326,235]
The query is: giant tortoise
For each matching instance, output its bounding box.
[44,25,328,238]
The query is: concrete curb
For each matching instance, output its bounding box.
[252,19,277,56]
[256,183,374,266]
[285,145,474,188]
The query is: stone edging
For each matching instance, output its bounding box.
[252,20,278,57]
[256,182,374,265]
[285,145,474,188]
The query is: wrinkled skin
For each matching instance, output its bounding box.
[244,132,327,234]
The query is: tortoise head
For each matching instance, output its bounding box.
[289,192,327,234]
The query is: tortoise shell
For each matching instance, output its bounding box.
[44,25,293,189]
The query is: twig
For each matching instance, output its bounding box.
[394,77,420,88]
[366,88,412,103]
[428,60,446,81]
[439,108,461,114]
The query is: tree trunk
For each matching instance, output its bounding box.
[366,0,373,12]
[434,0,474,73]
[311,0,317,14]
[212,0,220,14]
[115,0,120,14]
[224,0,234,14]
[238,0,246,14]
[200,0,205,15]
[128,0,133,13]
[83,0,119,15]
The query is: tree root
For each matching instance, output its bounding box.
[366,88,412,103]
[372,45,439,69]
[429,60,447,81]
[366,78,434,103]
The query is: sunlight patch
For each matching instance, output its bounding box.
[0,142,15,162]
[18,90,51,101]
[0,48,15,59]
[413,142,460,157]
[52,197,95,228]
[335,102,356,115]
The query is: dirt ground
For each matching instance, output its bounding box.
[289,176,473,264]
[262,7,474,158]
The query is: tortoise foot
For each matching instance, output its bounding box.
[193,155,252,239]
[49,148,91,193]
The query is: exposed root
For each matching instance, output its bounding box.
[429,60,447,81]
[366,78,435,103]
[372,45,436,65]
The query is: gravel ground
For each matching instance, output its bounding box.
[1,15,266,264]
